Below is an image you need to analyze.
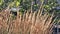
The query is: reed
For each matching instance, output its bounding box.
[0,8,58,34]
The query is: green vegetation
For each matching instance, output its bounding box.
[0,0,60,22]
[0,0,60,12]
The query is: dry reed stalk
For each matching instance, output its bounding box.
[0,8,59,34]
[0,1,58,34]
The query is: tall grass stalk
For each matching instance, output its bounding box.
[0,8,58,34]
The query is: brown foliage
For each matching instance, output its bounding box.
[0,8,58,34]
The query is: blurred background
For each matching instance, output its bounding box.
[0,0,60,21]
